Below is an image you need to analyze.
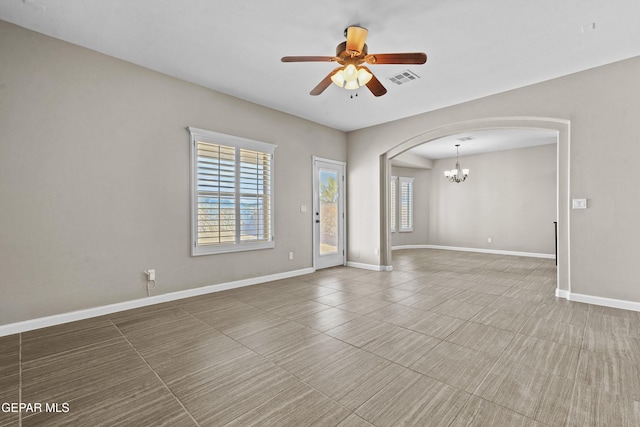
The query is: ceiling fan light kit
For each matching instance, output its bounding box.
[281,25,427,97]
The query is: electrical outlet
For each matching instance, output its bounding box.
[146,269,155,281]
[288,251,294,260]
[488,237,492,244]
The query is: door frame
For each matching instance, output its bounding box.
[312,156,347,270]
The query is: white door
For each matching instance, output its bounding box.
[313,157,346,269]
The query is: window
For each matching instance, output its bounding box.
[399,177,414,232]
[189,127,276,255]
[390,176,397,232]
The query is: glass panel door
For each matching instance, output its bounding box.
[313,158,345,269]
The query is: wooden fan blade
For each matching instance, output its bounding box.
[281,56,336,62]
[345,26,368,55]
[365,52,427,64]
[364,71,387,97]
[310,67,343,96]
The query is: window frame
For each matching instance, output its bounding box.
[188,127,276,256]
[390,176,398,233]
[398,176,414,233]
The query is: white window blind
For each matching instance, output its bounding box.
[390,176,397,232]
[399,177,414,232]
[189,127,276,255]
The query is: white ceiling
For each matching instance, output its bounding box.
[2,0,640,132]
[408,129,557,160]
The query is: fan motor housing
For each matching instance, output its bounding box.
[336,41,367,59]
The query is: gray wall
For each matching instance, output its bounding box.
[428,144,556,254]
[348,55,640,303]
[390,166,430,247]
[0,21,346,325]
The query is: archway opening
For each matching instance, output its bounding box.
[379,117,570,294]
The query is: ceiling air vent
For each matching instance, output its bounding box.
[387,70,420,85]
[456,136,473,142]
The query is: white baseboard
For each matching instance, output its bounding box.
[346,261,387,271]
[0,267,315,337]
[555,289,640,312]
[346,262,393,271]
[392,244,554,259]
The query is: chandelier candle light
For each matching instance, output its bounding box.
[444,144,469,183]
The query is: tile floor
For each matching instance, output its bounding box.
[2,249,640,426]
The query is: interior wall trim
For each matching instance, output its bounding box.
[392,244,554,259]
[0,267,315,337]
[556,289,640,313]
[346,261,390,271]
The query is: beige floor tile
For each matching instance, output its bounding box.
[488,295,537,313]
[366,288,417,303]
[177,294,248,315]
[22,323,122,363]
[178,360,300,426]
[141,329,242,368]
[446,322,514,356]
[304,350,404,411]
[294,307,362,332]
[22,340,151,404]
[121,316,218,354]
[363,328,440,367]
[230,320,320,356]
[336,414,375,427]
[431,299,485,320]
[450,289,499,306]
[268,333,360,379]
[355,369,470,427]
[335,296,392,315]
[286,284,340,299]
[111,306,193,335]
[194,304,285,335]
[266,300,332,320]
[22,316,115,340]
[499,334,580,379]
[325,316,398,347]
[406,310,466,339]
[418,284,464,299]
[587,311,635,336]
[575,348,640,401]
[22,371,195,427]
[225,381,350,427]
[469,281,511,296]
[566,382,640,427]
[531,302,588,326]
[476,361,574,425]
[312,290,360,306]
[411,341,497,393]
[153,342,253,385]
[405,294,449,310]
[502,287,546,303]
[0,373,19,427]
[471,305,531,332]
[391,278,436,293]
[366,303,432,327]
[582,327,640,362]
[520,316,584,347]
[450,396,542,426]
[0,338,18,378]
[441,278,478,291]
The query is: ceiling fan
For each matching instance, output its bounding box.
[281,26,427,97]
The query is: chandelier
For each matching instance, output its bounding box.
[444,144,469,183]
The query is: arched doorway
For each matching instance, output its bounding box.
[379,117,570,295]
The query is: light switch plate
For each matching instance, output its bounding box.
[572,198,587,209]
